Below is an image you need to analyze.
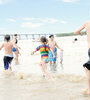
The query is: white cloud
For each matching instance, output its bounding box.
[0,0,3,4]
[0,0,10,5]
[62,0,77,2]
[21,22,43,28]
[7,18,16,22]
[23,17,59,24]
[23,17,35,21]
[60,20,67,24]
[40,18,59,24]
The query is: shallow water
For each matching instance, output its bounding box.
[0,36,90,100]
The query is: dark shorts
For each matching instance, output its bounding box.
[83,49,90,70]
[3,56,13,70]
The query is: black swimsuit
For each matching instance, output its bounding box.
[83,49,90,70]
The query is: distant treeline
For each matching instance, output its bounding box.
[56,31,86,37]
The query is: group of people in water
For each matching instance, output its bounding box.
[0,21,90,95]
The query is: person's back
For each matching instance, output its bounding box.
[3,41,13,55]
[0,34,17,72]
[36,44,50,60]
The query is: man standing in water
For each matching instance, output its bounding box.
[74,21,90,95]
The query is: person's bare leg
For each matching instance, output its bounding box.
[53,62,56,64]
[40,60,53,80]
[50,61,52,65]
[9,64,12,71]
[84,68,90,95]
[56,51,57,57]
[40,63,46,77]
[4,70,9,75]
[14,52,19,64]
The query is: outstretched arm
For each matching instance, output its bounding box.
[32,50,37,54]
[74,23,86,35]
[0,43,4,50]
[55,42,63,51]
[31,46,40,54]
[13,43,21,55]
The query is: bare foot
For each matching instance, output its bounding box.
[43,74,46,78]
[83,89,90,95]
[4,70,10,76]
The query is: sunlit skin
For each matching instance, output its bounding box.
[74,21,90,95]
[0,39,17,73]
[12,35,20,64]
[48,36,63,64]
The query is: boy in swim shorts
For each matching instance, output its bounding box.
[32,36,55,80]
[48,35,63,64]
[0,34,18,74]
[74,21,90,95]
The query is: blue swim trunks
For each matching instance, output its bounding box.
[45,58,48,63]
[12,47,16,52]
[49,47,57,62]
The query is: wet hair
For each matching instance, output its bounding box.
[14,34,17,36]
[40,36,48,51]
[49,34,54,38]
[4,34,10,41]
[14,34,18,44]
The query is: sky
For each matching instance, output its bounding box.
[0,0,90,34]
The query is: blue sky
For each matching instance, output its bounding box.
[0,0,90,34]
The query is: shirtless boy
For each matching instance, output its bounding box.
[48,35,63,64]
[0,35,18,74]
[74,21,90,95]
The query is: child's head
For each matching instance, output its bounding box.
[49,34,54,40]
[40,36,48,44]
[14,34,17,38]
[4,34,10,42]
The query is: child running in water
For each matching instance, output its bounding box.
[0,35,18,74]
[32,36,55,80]
[48,35,63,64]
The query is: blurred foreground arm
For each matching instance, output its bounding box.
[74,23,86,36]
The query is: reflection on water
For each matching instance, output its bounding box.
[49,64,57,73]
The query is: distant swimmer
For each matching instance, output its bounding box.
[48,35,63,65]
[0,35,18,74]
[74,21,90,95]
[12,34,21,64]
[31,36,55,80]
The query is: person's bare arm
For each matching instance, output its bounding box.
[13,43,21,55]
[74,23,86,35]
[50,48,55,58]
[0,43,4,50]
[55,42,63,51]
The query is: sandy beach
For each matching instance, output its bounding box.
[0,35,90,100]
